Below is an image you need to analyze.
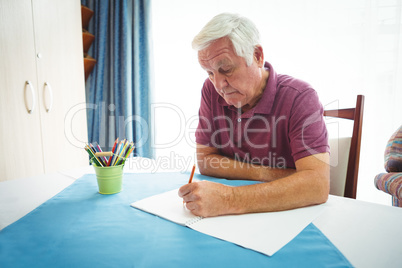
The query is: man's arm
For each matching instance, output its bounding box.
[179,144,329,217]
[196,143,297,182]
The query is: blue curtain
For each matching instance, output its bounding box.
[82,0,154,159]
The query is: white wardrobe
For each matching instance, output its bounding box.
[0,0,89,181]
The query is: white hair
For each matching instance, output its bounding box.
[192,13,260,66]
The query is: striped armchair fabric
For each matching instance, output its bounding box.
[374,125,402,207]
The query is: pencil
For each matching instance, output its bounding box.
[96,144,108,164]
[111,141,123,166]
[90,143,106,166]
[119,142,135,166]
[188,164,196,183]
[183,164,196,205]
[114,140,128,166]
[85,145,103,167]
[107,138,119,166]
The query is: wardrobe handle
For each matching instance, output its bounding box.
[44,82,53,113]
[25,80,36,114]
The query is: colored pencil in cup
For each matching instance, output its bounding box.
[114,140,128,166]
[85,145,103,167]
[96,143,108,164]
[111,140,123,166]
[107,138,119,166]
[119,143,135,166]
[90,143,106,166]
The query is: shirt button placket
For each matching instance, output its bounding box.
[233,117,242,148]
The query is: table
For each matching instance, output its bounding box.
[1,164,402,267]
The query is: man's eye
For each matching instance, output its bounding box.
[220,68,232,74]
[208,72,214,78]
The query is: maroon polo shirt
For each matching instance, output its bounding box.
[195,62,329,169]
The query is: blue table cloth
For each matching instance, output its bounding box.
[0,172,351,267]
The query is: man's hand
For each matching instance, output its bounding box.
[178,181,236,217]
[188,147,330,215]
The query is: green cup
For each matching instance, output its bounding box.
[93,164,124,194]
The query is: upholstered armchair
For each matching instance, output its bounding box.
[374,125,402,207]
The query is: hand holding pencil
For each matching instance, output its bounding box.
[178,164,236,217]
[182,164,196,205]
[188,164,196,184]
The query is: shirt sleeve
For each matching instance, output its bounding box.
[195,79,215,147]
[288,89,330,162]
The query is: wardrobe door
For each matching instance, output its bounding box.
[32,0,89,173]
[0,0,45,181]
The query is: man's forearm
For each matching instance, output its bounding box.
[181,153,330,216]
[197,153,296,182]
[228,153,330,214]
[180,173,328,216]
[228,169,329,214]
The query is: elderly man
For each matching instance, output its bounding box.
[179,13,330,217]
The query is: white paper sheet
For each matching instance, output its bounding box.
[131,188,327,256]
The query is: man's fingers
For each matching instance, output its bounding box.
[178,184,190,198]
[178,182,198,199]
[185,201,195,210]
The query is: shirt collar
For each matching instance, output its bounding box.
[254,61,277,115]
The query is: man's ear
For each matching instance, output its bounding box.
[254,45,264,67]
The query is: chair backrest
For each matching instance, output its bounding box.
[324,95,365,199]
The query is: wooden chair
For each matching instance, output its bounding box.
[324,95,365,199]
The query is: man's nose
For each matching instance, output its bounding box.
[213,73,228,92]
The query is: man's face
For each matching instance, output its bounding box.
[198,37,264,109]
